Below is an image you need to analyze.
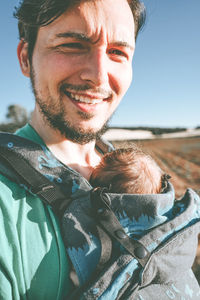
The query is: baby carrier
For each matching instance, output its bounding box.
[0,131,200,299]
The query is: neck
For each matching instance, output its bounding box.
[30,109,102,180]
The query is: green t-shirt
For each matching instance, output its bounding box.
[0,124,70,299]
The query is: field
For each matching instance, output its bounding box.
[113,137,200,282]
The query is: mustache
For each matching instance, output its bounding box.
[60,83,113,99]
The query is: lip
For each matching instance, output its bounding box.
[64,90,111,113]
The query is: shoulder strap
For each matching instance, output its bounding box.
[0,133,71,216]
[0,131,113,216]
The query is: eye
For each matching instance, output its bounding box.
[108,49,127,57]
[108,48,129,62]
[55,42,88,54]
[60,42,85,49]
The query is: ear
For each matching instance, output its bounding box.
[17,39,31,77]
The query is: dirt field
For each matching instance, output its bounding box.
[113,137,200,282]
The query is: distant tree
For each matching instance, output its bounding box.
[6,104,28,125]
[0,104,30,133]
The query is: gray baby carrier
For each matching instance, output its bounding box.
[0,132,200,299]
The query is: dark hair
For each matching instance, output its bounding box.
[90,147,170,194]
[14,0,146,62]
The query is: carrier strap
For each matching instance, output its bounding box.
[91,188,151,267]
[0,146,70,216]
[96,225,112,271]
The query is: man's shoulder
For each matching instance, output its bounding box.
[0,124,45,200]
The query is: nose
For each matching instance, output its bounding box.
[79,48,109,87]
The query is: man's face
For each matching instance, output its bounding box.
[30,0,135,143]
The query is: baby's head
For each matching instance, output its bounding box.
[90,146,169,194]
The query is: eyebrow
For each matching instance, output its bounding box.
[55,32,134,50]
[55,32,91,42]
[111,41,135,51]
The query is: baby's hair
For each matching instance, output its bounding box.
[90,146,170,194]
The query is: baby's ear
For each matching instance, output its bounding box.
[17,39,31,77]
[160,174,171,193]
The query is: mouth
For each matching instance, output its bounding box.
[64,91,111,105]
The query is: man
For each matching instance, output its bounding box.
[17,0,142,179]
[0,0,146,299]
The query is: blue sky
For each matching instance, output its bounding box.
[1,0,200,128]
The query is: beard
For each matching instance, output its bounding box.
[30,68,111,145]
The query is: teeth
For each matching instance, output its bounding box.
[69,92,103,104]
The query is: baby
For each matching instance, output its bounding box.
[70,146,171,288]
[90,146,170,194]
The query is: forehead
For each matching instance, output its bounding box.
[38,0,135,46]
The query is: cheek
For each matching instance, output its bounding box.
[47,53,84,73]
[33,52,77,83]
[112,65,133,97]
[122,67,132,93]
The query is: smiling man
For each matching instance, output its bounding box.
[0,0,146,299]
[18,0,137,178]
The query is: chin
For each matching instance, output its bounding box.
[75,119,106,132]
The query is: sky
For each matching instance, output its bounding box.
[1,0,200,128]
